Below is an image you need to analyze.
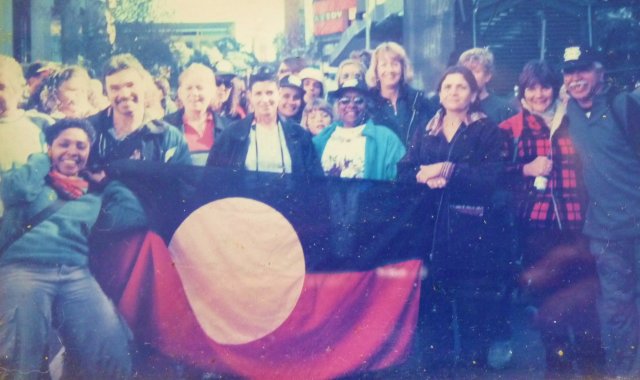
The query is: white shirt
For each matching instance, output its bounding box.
[245,122,292,174]
[321,125,366,178]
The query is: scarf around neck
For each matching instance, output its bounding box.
[48,170,89,200]
[426,108,487,136]
[520,98,566,136]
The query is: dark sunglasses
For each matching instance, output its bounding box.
[338,96,365,106]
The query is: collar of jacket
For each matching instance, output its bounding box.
[164,108,225,133]
[316,118,378,139]
[370,84,421,105]
[225,114,306,141]
[92,107,169,136]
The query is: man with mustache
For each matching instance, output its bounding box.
[87,53,191,176]
[563,44,640,378]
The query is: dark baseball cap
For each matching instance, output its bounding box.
[562,45,600,72]
[278,74,303,92]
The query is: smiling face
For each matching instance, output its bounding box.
[278,86,303,118]
[48,127,91,177]
[439,73,477,114]
[376,52,403,89]
[250,80,279,120]
[105,68,146,118]
[523,83,554,113]
[178,70,216,114]
[563,65,603,108]
[336,89,367,128]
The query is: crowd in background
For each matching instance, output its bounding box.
[1,38,639,379]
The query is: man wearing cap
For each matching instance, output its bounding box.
[562,44,640,377]
[277,75,305,124]
[207,66,321,177]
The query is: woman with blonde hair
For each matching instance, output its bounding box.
[366,42,433,147]
[336,58,366,86]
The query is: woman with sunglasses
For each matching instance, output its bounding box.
[0,118,147,379]
[400,65,511,372]
[313,78,405,181]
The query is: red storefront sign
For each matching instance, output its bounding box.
[313,0,357,36]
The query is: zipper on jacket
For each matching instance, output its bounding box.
[405,91,421,144]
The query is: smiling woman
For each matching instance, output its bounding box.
[0,118,148,379]
[312,78,405,181]
[498,61,604,377]
[47,125,92,177]
[366,42,434,147]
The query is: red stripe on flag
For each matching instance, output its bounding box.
[92,231,421,379]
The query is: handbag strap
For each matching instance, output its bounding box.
[0,199,67,255]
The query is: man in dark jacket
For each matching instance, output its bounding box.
[87,53,191,176]
[563,44,640,378]
[207,66,321,178]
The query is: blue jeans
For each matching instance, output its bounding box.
[590,237,640,377]
[0,263,132,380]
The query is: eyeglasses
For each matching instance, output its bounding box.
[338,96,365,106]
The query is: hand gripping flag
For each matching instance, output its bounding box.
[90,161,434,379]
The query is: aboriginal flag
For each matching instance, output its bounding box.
[91,161,434,379]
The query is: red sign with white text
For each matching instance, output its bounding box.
[313,0,357,36]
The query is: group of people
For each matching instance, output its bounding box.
[0,38,639,379]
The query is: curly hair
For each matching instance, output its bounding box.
[39,65,91,115]
[44,118,96,145]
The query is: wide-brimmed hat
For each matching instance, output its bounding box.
[328,78,369,99]
[299,67,324,84]
[562,45,600,72]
